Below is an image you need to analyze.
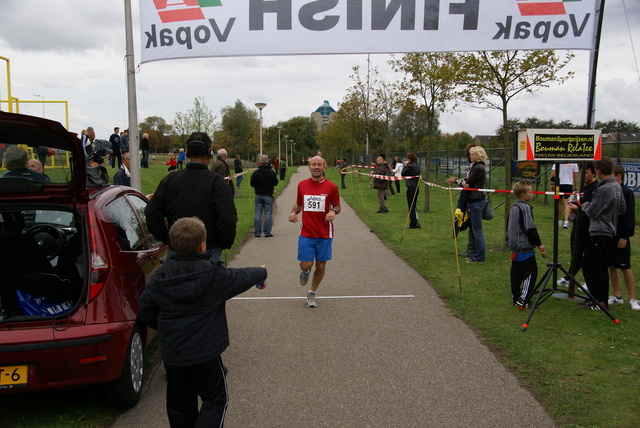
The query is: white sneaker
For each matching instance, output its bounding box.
[629,299,640,311]
[608,295,624,305]
[558,220,563,227]
[557,277,569,286]
[306,291,317,308]
[563,221,569,229]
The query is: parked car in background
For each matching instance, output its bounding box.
[0,112,167,408]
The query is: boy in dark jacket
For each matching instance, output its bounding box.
[507,180,546,308]
[139,217,267,427]
[607,164,638,310]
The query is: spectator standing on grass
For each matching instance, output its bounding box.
[121,129,129,154]
[551,162,578,229]
[288,156,340,308]
[373,154,390,213]
[607,164,638,311]
[177,148,186,169]
[447,144,477,258]
[279,157,287,181]
[139,217,267,428]
[578,157,626,311]
[140,133,150,168]
[506,180,546,308]
[558,162,598,288]
[402,153,421,229]
[212,148,235,198]
[251,155,279,238]
[392,156,402,194]
[460,146,487,263]
[109,127,122,170]
[339,157,348,189]
[145,133,237,264]
[234,154,243,189]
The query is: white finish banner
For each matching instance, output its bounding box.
[140,0,598,63]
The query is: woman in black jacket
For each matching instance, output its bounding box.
[461,146,488,262]
[401,153,421,229]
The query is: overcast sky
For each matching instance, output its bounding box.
[0,0,638,143]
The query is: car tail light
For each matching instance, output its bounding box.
[87,210,109,303]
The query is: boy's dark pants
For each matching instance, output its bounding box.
[511,256,538,303]
[164,356,228,428]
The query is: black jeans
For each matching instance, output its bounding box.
[406,186,420,227]
[582,235,613,303]
[164,356,228,428]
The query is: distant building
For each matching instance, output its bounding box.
[311,100,336,131]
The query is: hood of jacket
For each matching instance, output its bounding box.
[152,253,217,302]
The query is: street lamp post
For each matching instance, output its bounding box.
[255,102,267,158]
[33,94,44,117]
[283,134,289,167]
[277,125,282,167]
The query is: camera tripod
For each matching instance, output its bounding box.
[520,262,619,331]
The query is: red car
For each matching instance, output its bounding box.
[0,112,167,408]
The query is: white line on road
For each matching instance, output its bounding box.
[233,295,415,300]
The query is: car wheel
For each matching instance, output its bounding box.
[105,325,144,409]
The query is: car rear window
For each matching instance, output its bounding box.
[1,143,73,185]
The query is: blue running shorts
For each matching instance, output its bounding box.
[298,236,332,262]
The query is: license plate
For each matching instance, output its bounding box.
[0,365,28,389]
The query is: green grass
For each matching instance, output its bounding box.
[331,167,640,428]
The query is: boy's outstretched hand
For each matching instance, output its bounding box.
[256,265,267,290]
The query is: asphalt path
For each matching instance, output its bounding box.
[113,166,555,428]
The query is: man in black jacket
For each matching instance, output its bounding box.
[145,132,237,263]
[250,155,279,237]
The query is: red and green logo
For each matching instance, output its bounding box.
[152,0,222,23]
[516,0,582,16]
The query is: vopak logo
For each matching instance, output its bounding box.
[152,0,222,23]
[516,0,582,16]
[494,0,590,43]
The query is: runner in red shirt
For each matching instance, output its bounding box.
[288,156,341,308]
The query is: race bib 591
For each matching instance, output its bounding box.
[303,195,326,212]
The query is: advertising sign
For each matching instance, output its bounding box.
[140,0,598,63]
[620,162,640,196]
[516,129,602,162]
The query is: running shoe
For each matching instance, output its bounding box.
[299,269,311,286]
[306,291,317,308]
[629,299,640,311]
[557,277,569,286]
